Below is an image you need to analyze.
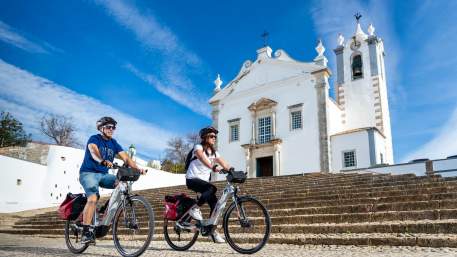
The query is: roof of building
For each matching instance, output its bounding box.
[330,127,386,138]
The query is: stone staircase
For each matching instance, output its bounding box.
[2,172,457,247]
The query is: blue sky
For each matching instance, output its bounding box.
[0,0,456,162]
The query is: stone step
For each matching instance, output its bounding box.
[2,229,457,248]
[16,191,457,224]
[14,208,457,227]
[144,181,455,202]
[16,199,457,227]
[141,175,440,198]
[19,188,457,223]
[144,177,448,202]
[137,173,424,196]
[12,219,457,235]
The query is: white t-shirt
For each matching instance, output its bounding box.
[185,144,220,181]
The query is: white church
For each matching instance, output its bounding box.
[210,18,393,178]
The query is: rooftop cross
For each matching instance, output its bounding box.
[260,30,269,47]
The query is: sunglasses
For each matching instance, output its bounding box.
[208,135,217,139]
[104,125,116,130]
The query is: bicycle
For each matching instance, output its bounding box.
[163,168,271,254]
[64,164,154,257]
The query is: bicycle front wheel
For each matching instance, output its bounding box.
[223,196,271,254]
[112,195,154,257]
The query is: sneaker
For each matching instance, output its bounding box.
[188,205,203,221]
[80,230,95,244]
[209,230,225,243]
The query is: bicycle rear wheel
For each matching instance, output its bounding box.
[223,196,271,254]
[112,195,154,257]
[163,215,199,251]
[64,219,89,254]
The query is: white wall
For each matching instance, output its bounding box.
[331,130,370,171]
[0,155,48,212]
[433,158,457,177]
[216,59,322,177]
[0,145,185,213]
[373,131,387,164]
[327,100,343,136]
[346,158,457,177]
[341,41,377,131]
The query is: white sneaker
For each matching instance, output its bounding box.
[209,230,225,243]
[188,205,203,221]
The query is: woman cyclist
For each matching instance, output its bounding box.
[185,126,231,243]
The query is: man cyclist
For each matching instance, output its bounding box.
[79,116,145,244]
[186,126,231,243]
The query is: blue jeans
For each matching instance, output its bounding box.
[79,172,117,197]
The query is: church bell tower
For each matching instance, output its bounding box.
[333,14,393,164]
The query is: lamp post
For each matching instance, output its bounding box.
[128,144,136,160]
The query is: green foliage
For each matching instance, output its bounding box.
[161,159,186,174]
[0,111,31,148]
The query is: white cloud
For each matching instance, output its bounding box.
[0,59,174,157]
[400,1,457,162]
[94,0,211,117]
[0,20,60,54]
[124,63,210,117]
[402,106,457,161]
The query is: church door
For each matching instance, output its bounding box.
[256,156,273,177]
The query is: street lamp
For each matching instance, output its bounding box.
[128,144,136,160]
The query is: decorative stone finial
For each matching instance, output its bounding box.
[367,23,375,36]
[337,34,345,46]
[214,74,222,93]
[314,39,328,66]
[315,39,325,57]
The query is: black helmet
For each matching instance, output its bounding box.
[96,116,117,130]
[199,126,218,139]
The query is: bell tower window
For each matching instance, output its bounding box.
[352,54,363,80]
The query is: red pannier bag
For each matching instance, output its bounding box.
[164,193,196,221]
[58,193,87,220]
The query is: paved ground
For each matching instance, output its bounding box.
[1,233,457,257]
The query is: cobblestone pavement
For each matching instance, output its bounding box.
[1,234,457,257]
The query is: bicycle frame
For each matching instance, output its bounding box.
[178,181,239,228]
[92,181,134,228]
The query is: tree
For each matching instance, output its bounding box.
[161,132,200,173]
[186,132,200,145]
[0,111,31,147]
[40,114,78,147]
[165,137,191,164]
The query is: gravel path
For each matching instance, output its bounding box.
[1,233,457,257]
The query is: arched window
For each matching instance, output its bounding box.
[352,54,363,80]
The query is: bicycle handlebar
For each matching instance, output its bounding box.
[219,167,235,174]
[112,163,148,174]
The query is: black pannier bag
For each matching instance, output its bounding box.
[117,167,140,181]
[227,171,247,183]
[58,193,87,220]
[164,193,196,220]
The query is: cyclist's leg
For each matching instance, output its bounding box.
[186,179,217,214]
[80,172,101,225]
[99,173,117,189]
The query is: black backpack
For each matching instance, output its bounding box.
[184,145,216,172]
[184,149,197,171]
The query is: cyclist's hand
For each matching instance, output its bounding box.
[139,168,147,175]
[102,160,113,168]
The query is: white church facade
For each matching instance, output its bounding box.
[210,19,394,178]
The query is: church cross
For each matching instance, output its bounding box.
[261,30,269,47]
